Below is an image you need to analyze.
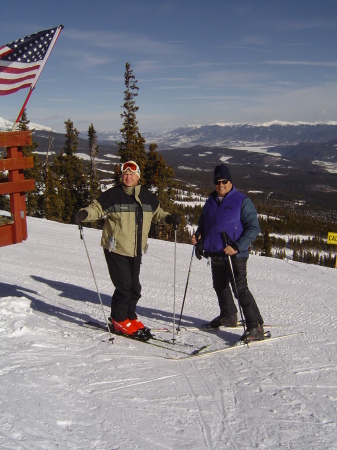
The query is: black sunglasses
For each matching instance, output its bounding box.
[215,179,229,186]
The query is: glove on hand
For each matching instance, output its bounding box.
[165,214,181,226]
[195,239,203,260]
[71,210,88,225]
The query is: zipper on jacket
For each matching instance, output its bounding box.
[210,196,221,252]
[134,201,143,257]
[135,204,138,257]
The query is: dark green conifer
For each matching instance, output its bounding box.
[50,119,89,222]
[117,62,147,177]
[261,228,272,257]
[18,109,44,217]
[88,123,101,202]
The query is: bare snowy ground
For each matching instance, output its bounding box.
[1,217,337,449]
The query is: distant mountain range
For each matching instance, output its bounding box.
[1,116,336,217]
[97,121,337,149]
[2,116,337,149]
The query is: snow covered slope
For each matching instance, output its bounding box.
[1,217,336,449]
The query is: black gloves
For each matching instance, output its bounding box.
[195,239,203,260]
[71,210,88,225]
[165,214,181,227]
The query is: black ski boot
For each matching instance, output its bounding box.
[202,314,238,329]
[240,325,265,343]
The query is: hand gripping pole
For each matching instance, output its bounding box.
[222,232,248,345]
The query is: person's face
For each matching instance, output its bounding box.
[122,169,139,187]
[215,179,232,197]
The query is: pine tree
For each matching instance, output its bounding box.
[115,62,183,242]
[44,167,64,222]
[144,143,176,207]
[50,119,90,222]
[88,123,98,173]
[64,118,79,156]
[87,123,101,202]
[18,109,45,217]
[117,62,147,178]
[261,228,273,257]
[44,133,56,220]
[113,163,122,186]
[144,143,181,240]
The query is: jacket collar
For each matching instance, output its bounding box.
[122,184,141,197]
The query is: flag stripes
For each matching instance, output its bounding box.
[0,26,63,96]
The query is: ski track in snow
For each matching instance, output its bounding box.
[0,217,337,449]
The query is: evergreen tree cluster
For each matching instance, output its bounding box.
[16,114,101,225]
[293,250,336,268]
[249,209,336,268]
[1,63,181,241]
[256,204,334,238]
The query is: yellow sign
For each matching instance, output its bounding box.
[327,232,337,245]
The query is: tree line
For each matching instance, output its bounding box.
[250,212,336,268]
[1,62,335,268]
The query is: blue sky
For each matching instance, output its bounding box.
[1,0,337,134]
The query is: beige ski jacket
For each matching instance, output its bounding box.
[81,184,170,257]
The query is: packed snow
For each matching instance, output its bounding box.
[1,217,337,449]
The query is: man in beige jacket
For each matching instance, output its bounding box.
[72,161,180,337]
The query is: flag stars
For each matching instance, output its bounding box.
[1,26,62,94]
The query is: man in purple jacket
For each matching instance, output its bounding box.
[191,164,264,343]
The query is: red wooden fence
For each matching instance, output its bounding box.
[0,131,35,247]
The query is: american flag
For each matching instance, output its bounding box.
[0,26,63,96]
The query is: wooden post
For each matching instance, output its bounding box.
[0,131,35,247]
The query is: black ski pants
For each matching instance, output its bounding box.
[104,249,142,322]
[211,255,263,329]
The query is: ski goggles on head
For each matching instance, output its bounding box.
[121,161,140,176]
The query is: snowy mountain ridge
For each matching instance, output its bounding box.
[154,119,337,130]
[3,115,337,149]
[0,116,53,132]
[97,121,337,148]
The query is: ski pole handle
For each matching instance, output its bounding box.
[222,231,230,247]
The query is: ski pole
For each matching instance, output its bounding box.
[176,245,195,333]
[222,232,247,345]
[172,223,178,344]
[79,224,114,343]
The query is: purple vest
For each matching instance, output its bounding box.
[203,188,246,254]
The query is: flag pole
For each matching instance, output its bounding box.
[12,25,64,131]
[12,90,34,131]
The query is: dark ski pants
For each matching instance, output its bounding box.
[211,256,263,329]
[104,249,142,322]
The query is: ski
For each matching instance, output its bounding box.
[82,321,208,355]
[176,322,285,332]
[165,331,304,360]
